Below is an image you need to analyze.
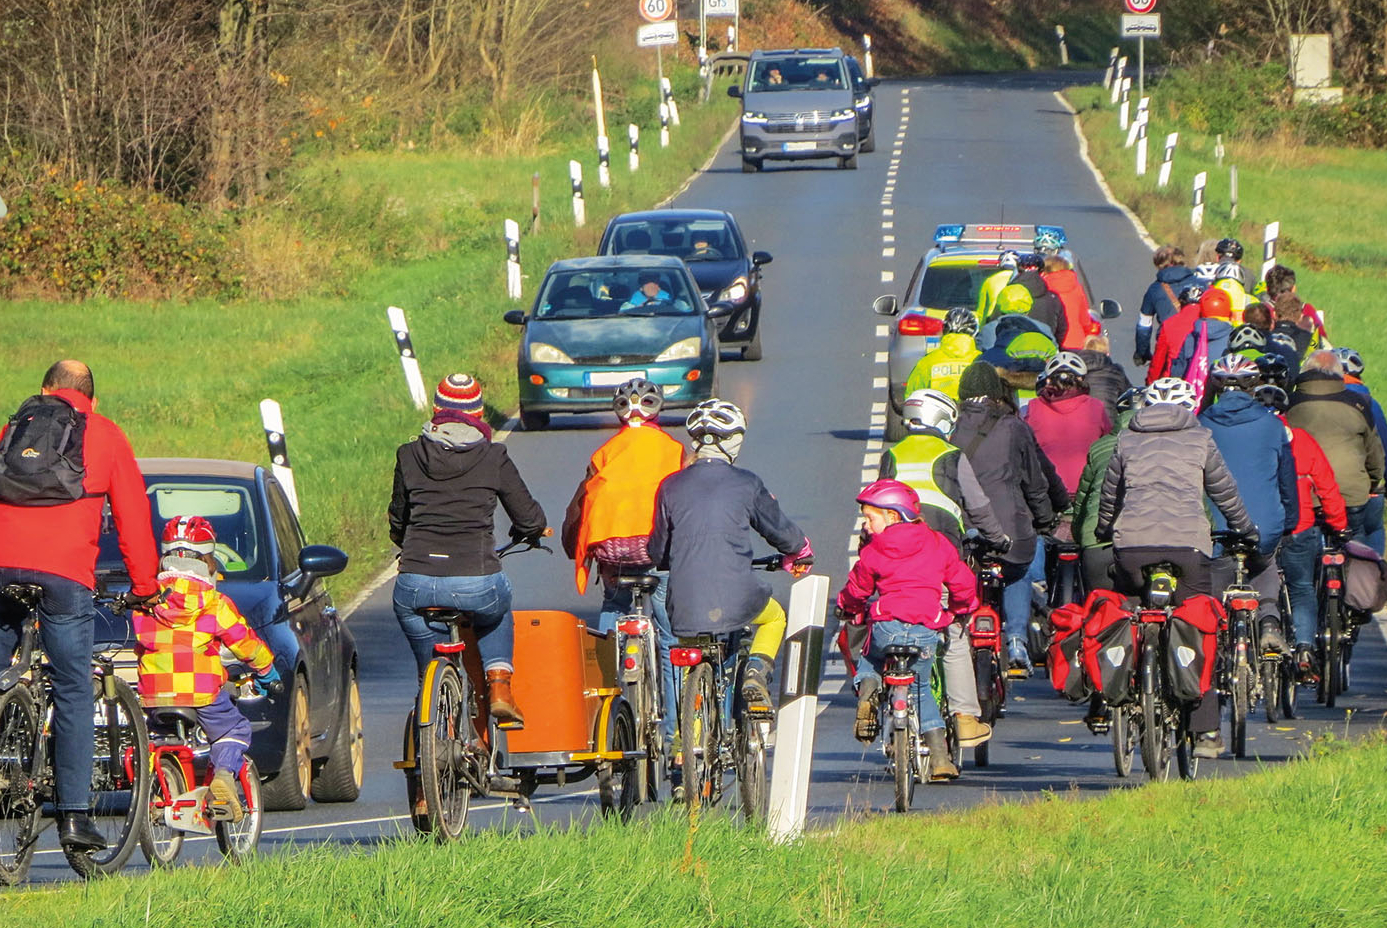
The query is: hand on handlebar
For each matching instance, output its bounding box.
[784,538,814,578]
[254,664,284,697]
[115,590,165,613]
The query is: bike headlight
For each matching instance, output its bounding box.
[655,337,701,362]
[529,342,573,364]
[718,277,749,304]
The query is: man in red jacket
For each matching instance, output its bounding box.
[0,360,159,851]
[1148,287,1230,384]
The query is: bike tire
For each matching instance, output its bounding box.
[1281,657,1299,720]
[66,675,151,879]
[1111,705,1135,778]
[1325,603,1342,709]
[417,661,473,842]
[679,662,719,810]
[973,649,1003,726]
[216,759,263,862]
[892,727,914,812]
[1230,652,1250,759]
[0,686,40,886]
[140,754,187,867]
[599,702,639,822]
[641,632,668,803]
[1139,649,1171,782]
[1262,658,1281,725]
[1175,710,1199,781]
[736,712,769,823]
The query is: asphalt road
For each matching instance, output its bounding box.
[25,71,1387,880]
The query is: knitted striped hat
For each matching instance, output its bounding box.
[434,374,484,416]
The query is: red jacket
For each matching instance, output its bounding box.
[1147,305,1200,384]
[0,389,159,594]
[1043,269,1100,350]
[836,521,978,629]
[1024,392,1111,494]
[1283,418,1348,534]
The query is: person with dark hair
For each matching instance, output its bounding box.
[1135,244,1195,365]
[1264,264,1328,347]
[0,360,160,851]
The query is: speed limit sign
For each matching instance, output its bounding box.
[639,0,673,23]
[1124,0,1158,12]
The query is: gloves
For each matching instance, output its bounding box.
[121,590,163,612]
[992,534,1013,555]
[255,664,284,697]
[784,537,814,574]
[1132,353,1149,368]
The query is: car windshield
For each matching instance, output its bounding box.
[96,476,268,583]
[916,263,1008,309]
[607,218,742,262]
[748,57,846,92]
[535,268,698,319]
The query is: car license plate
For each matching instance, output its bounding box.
[782,141,816,152]
[587,370,647,387]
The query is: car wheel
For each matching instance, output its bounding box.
[741,157,761,173]
[310,667,364,803]
[519,409,549,431]
[885,401,908,442]
[261,674,312,812]
[861,124,876,153]
[741,321,763,361]
[839,152,858,170]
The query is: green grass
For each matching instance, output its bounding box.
[0,91,737,600]
[8,734,1387,925]
[1066,84,1387,394]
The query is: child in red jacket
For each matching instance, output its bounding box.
[836,480,978,780]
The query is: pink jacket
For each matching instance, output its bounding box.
[1024,392,1112,494]
[837,522,978,629]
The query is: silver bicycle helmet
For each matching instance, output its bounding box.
[1228,325,1267,353]
[902,389,959,435]
[1144,377,1199,411]
[943,307,980,337]
[686,399,747,462]
[1209,354,1262,393]
[613,378,663,422]
[1333,347,1365,377]
[1033,229,1065,255]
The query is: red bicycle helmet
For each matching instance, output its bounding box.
[855,479,921,522]
[161,515,217,556]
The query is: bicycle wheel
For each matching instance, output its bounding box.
[1111,704,1136,778]
[216,759,263,862]
[67,675,151,879]
[1175,711,1199,781]
[1262,658,1281,725]
[0,686,40,886]
[1139,649,1171,782]
[891,726,915,812]
[1325,607,1342,709]
[640,634,668,803]
[1280,657,1299,719]
[1230,652,1250,759]
[417,661,474,841]
[598,702,638,822]
[139,754,186,867]
[736,711,769,823]
[679,662,719,809]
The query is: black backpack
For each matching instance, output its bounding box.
[0,395,90,506]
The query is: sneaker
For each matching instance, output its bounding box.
[1259,619,1287,656]
[953,713,992,748]
[1006,638,1031,679]
[209,769,245,823]
[741,656,773,710]
[1193,730,1225,759]
[854,677,881,743]
[1084,696,1111,735]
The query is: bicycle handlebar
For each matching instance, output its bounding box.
[751,554,815,572]
[1211,530,1258,552]
[496,527,555,559]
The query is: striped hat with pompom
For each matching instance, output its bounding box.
[433,374,484,416]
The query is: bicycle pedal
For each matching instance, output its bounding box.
[746,704,774,719]
[495,720,524,731]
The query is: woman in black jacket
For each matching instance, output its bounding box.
[388,374,546,727]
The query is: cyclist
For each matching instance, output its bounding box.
[1212,237,1258,293]
[878,388,1008,748]
[836,480,978,781]
[388,374,547,728]
[978,314,1059,411]
[134,516,281,822]
[976,251,1019,322]
[1073,387,1143,596]
[1146,284,1210,383]
[1095,377,1256,758]
[1255,384,1348,679]
[1211,262,1253,325]
[1167,287,1235,389]
[0,360,160,851]
[1011,253,1068,348]
[1135,245,1196,366]
[903,307,981,401]
[648,400,813,707]
[1264,264,1328,348]
[1199,355,1298,654]
[1042,255,1098,350]
[1076,335,1134,423]
[1226,324,1269,362]
[1023,352,1111,496]
[1337,348,1387,551]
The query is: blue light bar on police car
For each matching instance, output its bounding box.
[933,224,965,244]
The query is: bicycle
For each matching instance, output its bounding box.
[962,535,1008,768]
[611,572,669,803]
[140,674,282,867]
[0,584,151,883]
[1212,531,1270,759]
[1315,530,1350,709]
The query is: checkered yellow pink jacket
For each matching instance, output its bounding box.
[133,573,274,707]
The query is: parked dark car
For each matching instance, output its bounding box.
[95,458,362,812]
[597,209,772,360]
[844,55,877,153]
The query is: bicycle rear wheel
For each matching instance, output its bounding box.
[1111,704,1136,778]
[215,759,263,862]
[736,711,769,822]
[417,661,474,841]
[598,702,638,822]
[679,662,719,810]
[67,675,151,879]
[0,686,40,886]
[1175,710,1199,781]
[1230,651,1250,759]
[1139,650,1172,782]
[1262,658,1281,725]
[139,754,187,867]
[891,726,915,812]
[1325,607,1342,709]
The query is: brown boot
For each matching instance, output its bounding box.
[924,727,959,781]
[486,669,525,730]
[953,713,992,748]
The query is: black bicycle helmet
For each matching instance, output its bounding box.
[1254,384,1290,413]
[943,306,980,337]
[1016,252,1046,271]
[1254,353,1292,391]
[1116,386,1145,412]
[1216,237,1244,261]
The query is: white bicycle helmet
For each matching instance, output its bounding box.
[613,378,663,422]
[1144,377,1199,411]
[943,307,980,337]
[1033,229,1065,255]
[1042,351,1088,380]
[686,399,747,462]
[1209,354,1262,392]
[902,389,959,435]
[1214,262,1245,284]
[1228,325,1267,353]
[1334,347,1365,377]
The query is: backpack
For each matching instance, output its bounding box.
[0,395,90,506]
[1081,590,1138,706]
[1340,540,1387,617]
[1166,595,1225,703]
[1046,601,1090,702]
[1183,320,1212,407]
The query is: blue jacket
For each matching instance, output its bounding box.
[1345,381,1387,461]
[1199,391,1298,556]
[1136,266,1196,361]
[1170,318,1231,381]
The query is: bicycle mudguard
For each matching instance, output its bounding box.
[165,787,215,835]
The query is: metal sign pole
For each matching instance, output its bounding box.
[1138,37,1145,98]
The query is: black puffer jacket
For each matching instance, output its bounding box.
[1095,403,1253,556]
[389,422,546,577]
[1015,270,1068,348]
[1076,349,1135,422]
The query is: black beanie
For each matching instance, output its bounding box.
[958,361,1009,403]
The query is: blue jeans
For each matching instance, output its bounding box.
[854,621,944,732]
[0,568,97,811]
[594,565,676,747]
[1279,527,1321,648]
[1364,494,1385,555]
[392,572,514,677]
[1000,558,1033,654]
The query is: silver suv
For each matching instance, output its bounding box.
[728,48,859,172]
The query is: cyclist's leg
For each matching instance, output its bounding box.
[648,572,677,747]
[1247,549,1286,652]
[867,621,944,729]
[392,573,446,678]
[942,621,981,717]
[196,692,253,774]
[0,567,25,665]
[999,560,1031,666]
[450,572,514,673]
[30,572,98,812]
[1364,493,1385,555]
[1278,528,1321,649]
[594,562,633,637]
[747,597,787,663]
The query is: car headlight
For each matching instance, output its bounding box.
[830,108,856,121]
[529,342,573,364]
[718,277,749,304]
[741,111,768,123]
[655,337,702,362]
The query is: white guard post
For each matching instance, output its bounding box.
[504,219,521,301]
[862,34,874,78]
[1191,171,1208,233]
[386,306,429,410]
[259,399,300,515]
[1158,131,1178,188]
[661,77,680,126]
[1103,47,1119,89]
[767,574,830,843]
[1262,221,1280,280]
[570,160,586,228]
[1135,119,1148,176]
[1111,57,1128,104]
[1118,79,1132,131]
[628,124,640,172]
[1125,95,1148,147]
[659,102,671,148]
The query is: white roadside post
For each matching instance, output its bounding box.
[504,219,521,301]
[659,102,671,147]
[1214,133,1226,166]
[727,25,735,50]
[1056,25,1068,65]
[662,76,680,126]
[863,34,874,78]
[628,124,640,172]
[1135,118,1148,176]
[1125,95,1148,148]
[1191,171,1207,233]
[1103,47,1119,89]
[1230,165,1239,220]
[592,57,610,189]
[1118,78,1132,131]
[1262,222,1281,280]
[386,306,429,410]
[1110,56,1128,104]
[258,399,300,516]
[597,135,611,188]
[767,574,829,843]
[570,160,586,228]
[1157,131,1178,187]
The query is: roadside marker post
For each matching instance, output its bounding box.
[628,124,640,172]
[1056,25,1068,66]
[1103,47,1119,89]
[592,58,610,188]
[1110,57,1128,104]
[259,399,299,516]
[1230,165,1239,219]
[1125,95,1148,148]
[504,219,521,301]
[1214,133,1226,165]
[659,103,671,148]
[767,574,829,843]
[1191,171,1207,232]
[597,134,611,188]
[863,34,874,78]
[1118,79,1132,131]
[530,172,541,234]
[661,76,680,126]
[570,160,586,228]
[1157,131,1178,187]
[1262,222,1280,280]
[1135,119,1148,176]
[386,306,429,411]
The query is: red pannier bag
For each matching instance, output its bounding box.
[1166,594,1225,703]
[1081,589,1137,706]
[1047,601,1090,701]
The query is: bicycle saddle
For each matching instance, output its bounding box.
[148,706,201,729]
[883,644,923,658]
[1,584,43,608]
[615,575,660,594]
[417,607,469,623]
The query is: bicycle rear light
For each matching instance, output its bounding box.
[623,656,638,671]
[434,641,467,654]
[1228,597,1258,611]
[883,673,915,687]
[1323,553,1345,566]
[891,698,909,712]
[617,618,650,636]
[670,647,703,667]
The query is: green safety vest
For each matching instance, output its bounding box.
[887,434,963,528]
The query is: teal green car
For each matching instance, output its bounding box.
[504,255,724,430]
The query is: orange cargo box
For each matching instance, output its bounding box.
[503,610,617,755]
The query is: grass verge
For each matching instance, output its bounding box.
[8,733,1387,925]
[1066,83,1387,393]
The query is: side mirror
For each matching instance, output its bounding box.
[752,251,773,266]
[707,301,734,318]
[872,294,899,317]
[727,85,743,99]
[1099,299,1122,319]
[503,310,527,326]
[298,544,348,581]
